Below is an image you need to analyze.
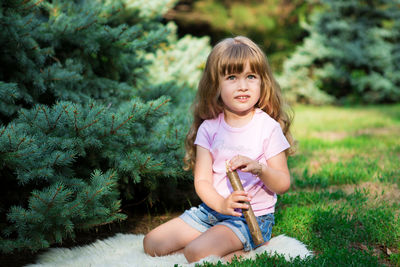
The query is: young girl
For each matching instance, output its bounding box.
[143,36,294,263]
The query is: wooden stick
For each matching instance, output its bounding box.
[226,162,264,246]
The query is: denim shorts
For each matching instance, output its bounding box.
[180,203,274,251]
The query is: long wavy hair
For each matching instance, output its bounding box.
[183,36,295,171]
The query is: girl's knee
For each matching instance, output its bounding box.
[143,232,165,256]
[183,243,203,263]
[143,231,174,257]
[143,233,156,256]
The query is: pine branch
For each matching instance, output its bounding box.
[52,154,61,167]
[149,162,162,170]
[111,26,128,43]
[16,137,26,150]
[20,108,47,132]
[4,23,29,52]
[22,0,45,11]
[38,151,75,170]
[94,105,106,117]
[73,109,79,133]
[21,106,52,134]
[154,99,170,111]
[139,156,151,172]
[21,32,31,39]
[61,24,68,35]
[68,202,80,212]
[10,124,16,135]
[70,172,116,213]
[110,115,115,133]
[83,189,99,205]
[51,110,64,130]
[32,186,64,216]
[13,150,36,158]
[75,20,98,32]
[62,104,71,119]
[33,106,40,121]
[100,7,121,19]
[40,106,51,129]
[7,134,12,149]
[77,119,99,132]
[144,103,153,118]
[45,185,62,213]
[23,17,33,27]
[50,56,61,64]
[111,114,134,134]
[144,98,170,118]
[131,103,137,113]
[32,192,47,206]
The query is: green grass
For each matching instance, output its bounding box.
[198,104,400,266]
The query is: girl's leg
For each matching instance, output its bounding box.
[183,224,244,263]
[143,217,201,256]
[222,241,270,262]
[223,249,247,262]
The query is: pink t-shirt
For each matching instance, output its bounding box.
[194,108,290,216]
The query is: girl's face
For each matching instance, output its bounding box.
[219,62,261,117]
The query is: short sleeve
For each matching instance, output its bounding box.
[194,121,211,150]
[263,123,290,160]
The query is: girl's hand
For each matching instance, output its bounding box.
[220,191,251,217]
[229,155,263,176]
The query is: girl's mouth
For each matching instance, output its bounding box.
[235,95,250,102]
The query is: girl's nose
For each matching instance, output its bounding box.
[238,78,248,91]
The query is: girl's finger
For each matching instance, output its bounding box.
[232,202,249,210]
[232,190,247,197]
[229,156,246,170]
[227,206,242,217]
[232,211,242,217]
[240,166,250,172]
[233,195,251,202]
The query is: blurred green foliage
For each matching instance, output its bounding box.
[167,0,400,105]
[165,0,312,71]
[279,0,400,104]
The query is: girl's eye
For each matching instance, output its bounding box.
[248,74,257,79]
[227,75,236,80]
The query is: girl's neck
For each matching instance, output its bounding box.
[223,108,255,128]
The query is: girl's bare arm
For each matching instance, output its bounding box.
[194,145,250,216]
[229,152,290,195]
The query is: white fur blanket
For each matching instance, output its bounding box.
[26,234,312,267]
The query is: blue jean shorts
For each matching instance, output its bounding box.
[180,203,274,251]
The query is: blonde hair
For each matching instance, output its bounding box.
[183,36,295,170]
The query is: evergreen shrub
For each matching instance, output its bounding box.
[279,0,400,104]
[0,0,210,252]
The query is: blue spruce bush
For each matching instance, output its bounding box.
[0,0,210,252]
[279,0,400,104]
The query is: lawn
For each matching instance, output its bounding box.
[200,104,400,266]
[3,104,399,267]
